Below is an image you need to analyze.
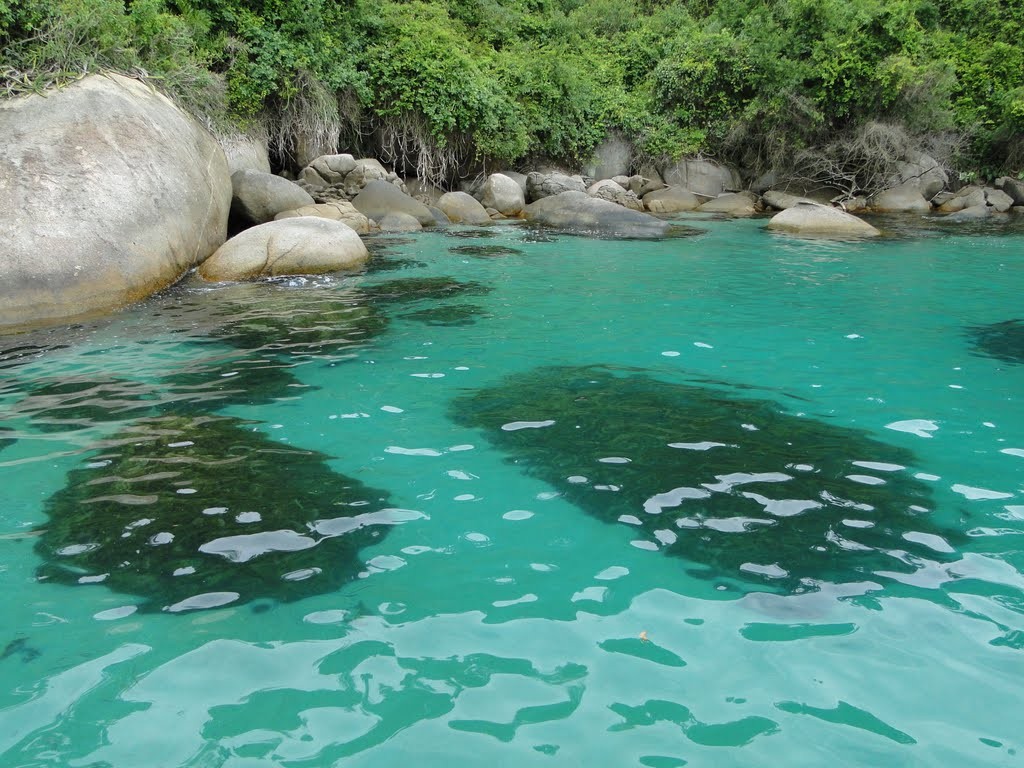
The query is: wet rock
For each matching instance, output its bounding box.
[943,204,991,222]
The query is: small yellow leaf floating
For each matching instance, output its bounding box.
[639,631,648,643]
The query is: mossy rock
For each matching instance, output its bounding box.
[361,277,493,304]
[967,319,1024,364]
[449,245,525,258]
[401,304,490,327]
[451,366,961,593]
[36,414,406,612]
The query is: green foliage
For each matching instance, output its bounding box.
[1,0,1020,176]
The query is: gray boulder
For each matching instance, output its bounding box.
[643,186,700,213]
[501,171,528,194]
[944,204,991,222]
[986,188,1014,213]
[438,191,491,224]
[587,179,643,210]
[231,170,314,225]
[274,201,374,234]
[344,158,390,197]
[377,212,424,232]
[199,218,367,281]
[659,159,738,197]
[219,133,271,175]
[300,154,357,188]
[584,131,632,180]
[352,180,435,227]
[761,190,815,211]
[938,186,985,213]
[891,152,947,200]
[766,202,880,237]
[526,171,588,202]
[406,178,445,205]
[698,191,758,215]
[0,73,231,329]
[523,191,671,238]
[996,177,1024,205]
[869,182,931,213]
[478,173,525,216]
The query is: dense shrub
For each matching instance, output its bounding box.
[1,0,1020,179]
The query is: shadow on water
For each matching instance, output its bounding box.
[966,318,1024,365]
[35,413,416,612]
[451,365,964,594]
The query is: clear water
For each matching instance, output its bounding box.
[2,215,1024,767]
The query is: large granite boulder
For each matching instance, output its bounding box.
[0,73,231,329]
[274,201,374,234]
[219,133,271,175]
[891,152,947,200]
[996,176,1024,205]
[437,191,491,224]
[869,182,931,213]
[478,173,525,216]
[523,191,671,238]
[231,169,314,225]
[526,171,588,202]
[501,171,529,194]
[659,159,738,197]
[766,202,880,237]
[352,180,435,226]
[697,191,759,215]
[584,131,632,180]
[199,218,368,280]
[643,187,700,213]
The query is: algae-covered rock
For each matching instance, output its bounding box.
[36,414,413,611]
[449,245,525,259]
[451,366,960,593]
[360,277,493,304]
[401,304,490,326]
[967,319,1024,364]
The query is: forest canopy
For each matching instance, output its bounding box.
[2,0,1021,181]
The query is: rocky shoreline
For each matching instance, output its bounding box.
[2,74,1022,331]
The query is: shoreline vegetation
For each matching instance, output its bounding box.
[2,0,1021,188]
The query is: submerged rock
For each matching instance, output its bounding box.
[402,304,490,326]
[451,366,960,593]
[360,277,493,304]
[449,245,525,259]
[967,319,1024,364]
[36,414,411,611]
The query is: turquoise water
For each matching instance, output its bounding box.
[2,214,1024,767]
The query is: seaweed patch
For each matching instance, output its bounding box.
[451,365,961,593]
